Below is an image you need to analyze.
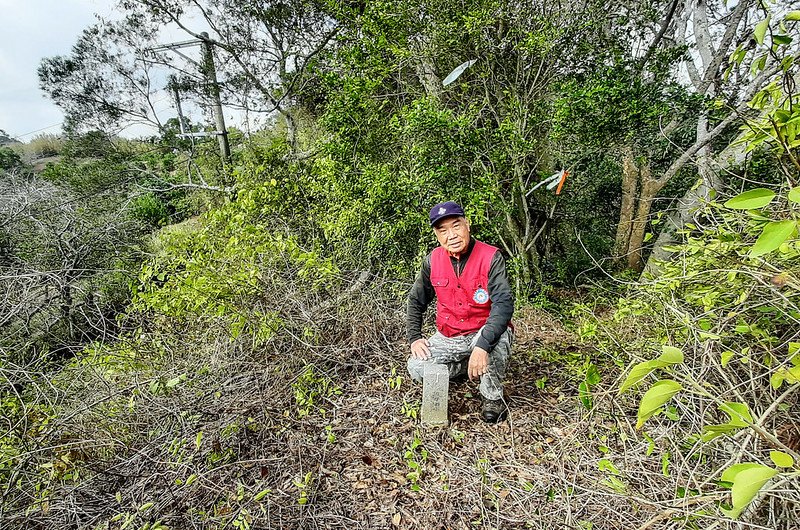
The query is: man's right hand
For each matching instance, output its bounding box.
[410,338,431,359]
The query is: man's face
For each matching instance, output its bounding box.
[434,216,470,256]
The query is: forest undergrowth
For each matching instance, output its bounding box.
[2,200,797,529]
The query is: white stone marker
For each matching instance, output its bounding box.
[421,363,449,426]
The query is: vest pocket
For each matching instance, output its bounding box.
[431,277,449,288]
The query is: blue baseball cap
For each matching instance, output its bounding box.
[429,201,466,226]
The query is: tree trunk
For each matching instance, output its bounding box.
[281,109,298,152]
[627,164,661,271]
[614,147,640,261]
[410,36,442,102]
[643,132,747,275]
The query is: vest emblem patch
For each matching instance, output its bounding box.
[473,288,489,304]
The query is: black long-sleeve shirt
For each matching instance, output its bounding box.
[406,238,514,353]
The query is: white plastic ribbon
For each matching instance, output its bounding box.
[526,170,564,196]
[442,59,478,86]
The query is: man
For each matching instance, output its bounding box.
[407,201,514,423]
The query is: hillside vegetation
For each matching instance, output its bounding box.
[1,1,799,529]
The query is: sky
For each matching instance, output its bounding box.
[0,0,251,142]
[0,0,117,140]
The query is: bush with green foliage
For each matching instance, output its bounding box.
[132,182,340,343]
[580,29,800,521]
[0,147,24,171]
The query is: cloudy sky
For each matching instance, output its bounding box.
[0,0,120,140]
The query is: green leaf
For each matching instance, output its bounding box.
[786,11,800,22]
[791,349,800,369]
[770,371,785,389]
[165,374,184,388]
[658,346,684,365]
[754,17,770,45]
[720,402,752,427]
[619,359,660,394]
[724,188,775,209]
[702,424,735,442]
[585,364,601,385]
[701,403,751,441]
[770,451,794,468]
[730,46,746,66]
[602,475,627,493]
[773,34,793,45]
[253,488,272,501]
[788,187,800,203]
[771,366,800,389]
[721,350,735,367]
[598,458,620,475]
[643,432,655,456]
[721,465,778,519]
[636,380,682,429]
[750,220,797,258]
[720,463,764,484]
[579,381,592,409]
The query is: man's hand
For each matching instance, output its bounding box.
[468,347,489,380]
[410,338,431,359]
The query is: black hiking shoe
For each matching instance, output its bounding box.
[450,360,469,384]
[481,397,508,423]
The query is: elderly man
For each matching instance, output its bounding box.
[407,201,514,423]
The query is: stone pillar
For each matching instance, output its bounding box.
[421,363,449,427]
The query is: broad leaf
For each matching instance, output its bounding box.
[585,364,601,385]
[770,365,800,389]
[788,187,800,204]
[787,11,800,22]
[701,424,735,442]
[721,350,735,367]
[636,380,682,429]
[724,188,775,209]
[785,365,800,382]
[721,465,777,519]
[658,346,684,365]
[578,381,592,409]
[770,451,794,468]
[720,402,752,427]
[754,17,770,45]
[720,463,764,484]
[702,402,752,441]
[598,458,620,475]
[619,360,660,395]
[750,220,797,257]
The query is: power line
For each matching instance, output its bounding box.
[13,122,64,139]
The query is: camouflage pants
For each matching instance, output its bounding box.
[406,327,513,401]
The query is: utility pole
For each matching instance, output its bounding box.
[200,32,231,165]
[147,35,231,166]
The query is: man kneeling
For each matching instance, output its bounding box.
[406,201,514,423]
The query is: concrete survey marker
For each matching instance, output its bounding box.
[421,363,449,426]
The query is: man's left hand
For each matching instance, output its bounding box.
[468,347,489,380]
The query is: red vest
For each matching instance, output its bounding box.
[431,240,497,337]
